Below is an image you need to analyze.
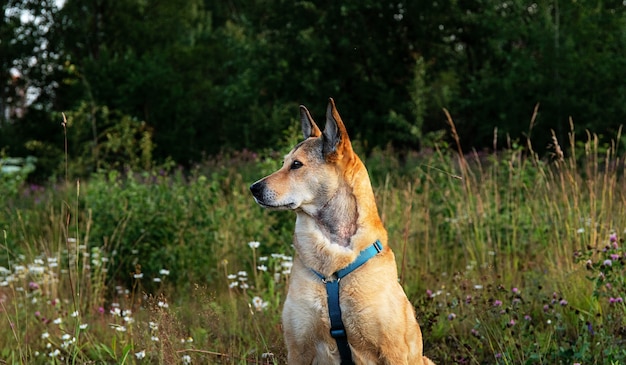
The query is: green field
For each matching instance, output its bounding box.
[1,127,626,364]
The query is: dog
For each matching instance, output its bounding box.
[250,98,435,365]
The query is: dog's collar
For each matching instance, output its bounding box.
[310,240,383,365]
[310,240,383,282]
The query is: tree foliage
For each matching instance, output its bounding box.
[1,0,625,178]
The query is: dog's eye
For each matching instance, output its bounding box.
[290,160,303,170]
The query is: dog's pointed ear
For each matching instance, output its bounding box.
[300,105,322,139]
[323,98,351,160]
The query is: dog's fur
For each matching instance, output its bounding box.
[250,99,435,365]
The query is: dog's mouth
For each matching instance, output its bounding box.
[254,199,295,210]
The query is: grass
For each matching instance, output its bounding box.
[1,123,626,364]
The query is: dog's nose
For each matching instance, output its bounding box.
[249,181,264,199]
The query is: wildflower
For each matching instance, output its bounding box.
[29,281,40,290]
[79,323,88,329]
[135,350,146,359]
[52,318,62,324]
[470,328,480,337]
[547,319,552,324]
[159,269,170,276]
[41,332,50,339]
[229,281,238,288]
[511,287,519,294]
[577,228,585,234]
[508,319,516,327]
[610,254,620,261]
[610,233,618,243]
[157,301,169,308]
[257,265,268,272]
[465,295,472,304]
[110,307,121,316]
[238,271,248,277]
[543,304,550,312]
[67,238,77,243]
[61,334,71,340]
[559,299,568,306]
[248,241,261,249]
[603,259,612,267]
[71,310,79,317]
[447,313,456,320]
[524,315,532,321]
[133,273,144,279]
[49,349,60,357]
[182,355,192,364]
[493,300,502,307]
[153,278,161,282]
[252,296,269,311]
[151,336,159,342]
[98,307,105,314]
[426,289,433,298]
[227,274,237,280]
[113,325,127,332]
[609,297,624,304]
[474,285,483,290]
[149,322,159,330]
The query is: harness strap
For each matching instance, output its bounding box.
[311,240,383,365]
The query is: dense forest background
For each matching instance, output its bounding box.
[2,0,625,179]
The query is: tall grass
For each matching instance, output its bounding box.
[1,124,625,364]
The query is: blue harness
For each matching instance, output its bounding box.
[310,240,383,365]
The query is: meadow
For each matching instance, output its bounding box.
[1,123,626,364]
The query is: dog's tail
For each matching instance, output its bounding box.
[423,356,437,365]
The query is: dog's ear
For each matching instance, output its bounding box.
[323,98,352,160]
[300,105,322,139]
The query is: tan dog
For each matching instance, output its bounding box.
[250,99,435,365]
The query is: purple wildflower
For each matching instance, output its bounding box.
[493,300,503,307]
[448,313,457,320]
[559,299,568,306]
[508,319,516,327]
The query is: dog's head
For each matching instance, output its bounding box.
[249,98,355,214]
